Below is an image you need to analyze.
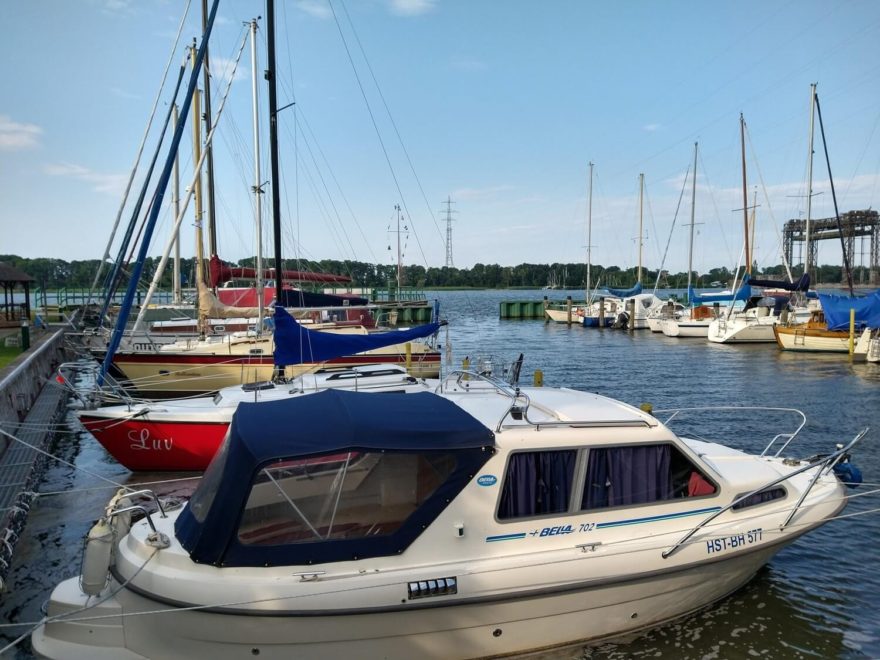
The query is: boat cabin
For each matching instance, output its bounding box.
[174,386,739,569]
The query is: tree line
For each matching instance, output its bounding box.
[0,254,866,291]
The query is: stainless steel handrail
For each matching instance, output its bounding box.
[654,406,807,457]
[437,370,653,433]
[113,489,168,518]
[662,428,868,559]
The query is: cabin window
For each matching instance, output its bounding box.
[581,444,715,510]
[236,451,457,546]
[497,450,576,520]
[732,487,786,510]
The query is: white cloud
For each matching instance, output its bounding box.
[44,162,127,195]
[643,123,661,132]
[389,0,436,16]
[209,56,248,86]
[0,115,42,151]
[296,0,332,20]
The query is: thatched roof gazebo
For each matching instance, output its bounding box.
[0,262,35,328]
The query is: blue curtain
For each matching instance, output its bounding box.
[498,451,575,519]
[582,445,672,509]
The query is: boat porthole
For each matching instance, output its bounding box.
[631,612,638,619]
[493,629,502,638]
[251,649,260,656]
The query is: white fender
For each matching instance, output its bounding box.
[80,519,113,596]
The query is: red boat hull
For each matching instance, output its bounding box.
[79,415,230,471]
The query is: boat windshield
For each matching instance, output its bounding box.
[237,451,457,546]
[188,435,232,523]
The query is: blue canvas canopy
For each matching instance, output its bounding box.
[273,306,440,366]
[175,390,495,566]
[818,290,880,331]
[688,280,751,306]
[604,282,642,297]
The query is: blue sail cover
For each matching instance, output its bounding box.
[748,273,810,292]
[604,282,643,297]
[688,281,751,306]
[175,390,495,566]
[273,306,440,366]
[818,291,880,331]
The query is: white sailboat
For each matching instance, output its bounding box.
[544,162,620,326]
[709,109,812,344]
[662,143,716,338]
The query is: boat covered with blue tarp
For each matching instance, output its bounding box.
[818,290,880,331]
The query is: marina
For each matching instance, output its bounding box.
[0,290,878,658]
[2,0,880,657]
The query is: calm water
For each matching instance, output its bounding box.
[1,288,879,658]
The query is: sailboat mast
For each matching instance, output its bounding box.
[814,91,854,297]
[638,172,644,284]
[250,18,264,332]
[172,103,182,305]
[266,0,284,308]
[750,188,758,270]
[805,83,817,279]
[586,161,593,301]
[201,0,218,260]
[687,142,698,294]
[740,114,751,274]
[191,79,206,336]
[395,204,403,300]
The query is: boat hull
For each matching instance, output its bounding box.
[773,326,851,352]
[108,351,441,397]
[661,319,710,338]
[79,415,230,471]
[707,318,777,344]
[34,543,782,660]
[582,315,614,328]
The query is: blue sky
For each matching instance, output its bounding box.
[2,0,879,278]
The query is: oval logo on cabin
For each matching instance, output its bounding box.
[477,475,497,487]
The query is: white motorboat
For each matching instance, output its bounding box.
[660,305,718,338]
[646,301,687,332]
[34,371,865,659]
[544,298,621,326]
[611,293,664,330]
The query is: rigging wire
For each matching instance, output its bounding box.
[744,122,794,281]
[325,0,430,269]
[89,0,194,300]
[652,163,690,295]
[338,0,446,249]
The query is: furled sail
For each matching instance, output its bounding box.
[688,280,751,306]
[197,278,260,319]
[747,273,810,292]
[209,255,351,287]
[273,306,440,366]
[603,282,643,297]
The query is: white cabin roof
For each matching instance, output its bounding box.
[438,382,659,433]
